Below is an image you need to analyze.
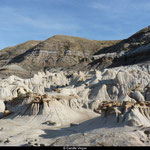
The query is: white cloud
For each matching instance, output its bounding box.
[90,0,150,14]
[90,3,109,10]
[0,6,81,32]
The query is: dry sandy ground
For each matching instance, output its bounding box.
[0,115,150,147]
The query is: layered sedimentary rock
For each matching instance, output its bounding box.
[0,26,150,129]
[90,25,150,69]
[6,35,118,77]
[0,40,41,67]
[0,64,150,127]
[95,100,150,126]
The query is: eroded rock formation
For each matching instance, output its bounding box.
[0,64,150,127]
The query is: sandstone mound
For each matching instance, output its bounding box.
[0,64,150,127]
[94,101,150,127]
[5,93,97,126]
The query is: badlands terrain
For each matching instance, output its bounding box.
[0,26,150,146]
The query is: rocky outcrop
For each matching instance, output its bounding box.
[4,35,118,77]
[0,40,41,67]
[0,100,5,114]
[0,41,41,78]
[4,92,98,126]
[1,26,150,127]
[0,64,150,126]
[95,100,150,127]
[90,25,150,69]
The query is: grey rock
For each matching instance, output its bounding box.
[42,121,56,126]
[70,123,79,127]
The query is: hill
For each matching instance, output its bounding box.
[0,40,41,67]
[90,25,150,69]
[3,35,119,77]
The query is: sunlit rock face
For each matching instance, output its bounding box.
[0,63,150,127]
[0,26,150,126]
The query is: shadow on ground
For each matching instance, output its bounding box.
[39,116,125,139]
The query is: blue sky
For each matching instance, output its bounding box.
[0,0,150,49]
